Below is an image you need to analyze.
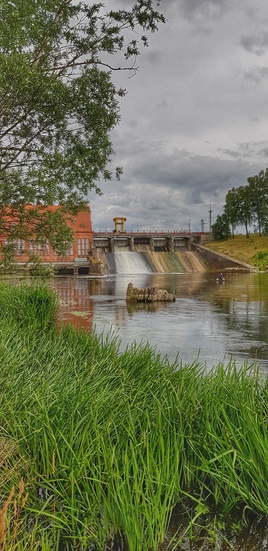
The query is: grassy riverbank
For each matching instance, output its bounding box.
[205,234,268,269]
[0,282,268,550]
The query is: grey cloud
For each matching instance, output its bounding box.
[219,143,268,160]
[238,142,268,158]
[128,147,246,194]
[111,133,261,196]
[218,149,240,158]
[238,142,254,155]
[90,143,259,231]
[128,119,138,129]
[240,32,268,55]
[143,49,162,65]
[89,0,268,233]
[154,98,168,109]
[259,148,268,158]
[244,67,268,82]
[177,0,229,20]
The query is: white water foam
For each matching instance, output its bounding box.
[114,252,152,274]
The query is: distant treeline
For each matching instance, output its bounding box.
[212,168,268,239]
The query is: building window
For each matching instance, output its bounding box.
[53,242,74,257]
[65,243,74,256]
[44,239,50,256]
[29,240,50,256]
[77,238,89,257]
[16,239,25,255]
[4,238,25,255]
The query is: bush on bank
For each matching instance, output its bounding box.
[0,282,267,550]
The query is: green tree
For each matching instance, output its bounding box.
[0,0,165,254]
[211,214,230,241]
[236,185,252,238]
[247,169,268,236]
[224,187,240,238]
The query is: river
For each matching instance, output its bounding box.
[51,271,268,371]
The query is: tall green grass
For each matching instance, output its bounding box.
[0,282,267,550]
[0,281,57,331]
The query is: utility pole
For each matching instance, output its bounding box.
[200,219,206,232]
[209,205,212,234]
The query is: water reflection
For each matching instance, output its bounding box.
[52,277,94,330]
[50,272,268,370]
[126,301,172,314]
[72,508,268,551]
[164,507,268,551]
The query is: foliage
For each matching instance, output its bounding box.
[224,186,252,238]
[236,185,252,237]
[28,254,56,278]
[224,188,239,238]
[0,283,268,550]
[211,213,231,240]
[254,250,268,270]
[247,170,268,236]
[0,1,165,253]
[262,219,268,236]
[221,169,268,238]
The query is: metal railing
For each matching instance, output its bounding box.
[93,230,193,235]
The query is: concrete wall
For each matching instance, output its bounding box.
[195,245,255,272]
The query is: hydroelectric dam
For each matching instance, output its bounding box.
[91,231,210,275]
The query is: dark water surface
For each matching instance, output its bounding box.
[51,271,268,371]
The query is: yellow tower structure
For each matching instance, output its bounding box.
[113,217,127,233]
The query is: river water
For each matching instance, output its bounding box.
[51,271,268,371]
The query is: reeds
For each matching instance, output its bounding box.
[0,282,267,549]
[0,280,57,331]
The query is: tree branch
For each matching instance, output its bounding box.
[31,0,73,68]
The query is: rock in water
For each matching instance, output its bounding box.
[126,282,176,303]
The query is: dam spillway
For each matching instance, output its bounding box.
[114,252,152,274]
[92,230,209,274]
[98,250,205,275]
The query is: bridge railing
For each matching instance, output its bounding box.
[93,230,210,236]
[93,230,191,235]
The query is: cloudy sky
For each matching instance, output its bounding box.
[90,0,268,233]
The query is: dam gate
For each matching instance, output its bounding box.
[92,231,195,252]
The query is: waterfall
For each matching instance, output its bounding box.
[98,250,206,275]
[114,252,152,274]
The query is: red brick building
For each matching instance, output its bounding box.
[1,205,93,273]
